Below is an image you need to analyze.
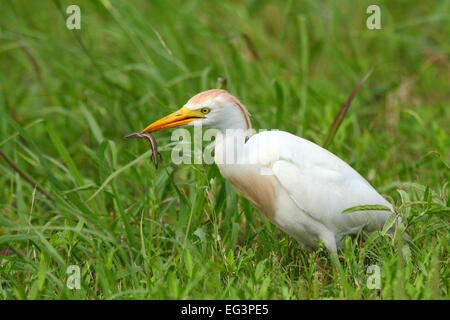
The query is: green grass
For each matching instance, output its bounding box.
[0,0,449,299]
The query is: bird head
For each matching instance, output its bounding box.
[141,89,251,133]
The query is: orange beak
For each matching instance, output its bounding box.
[141,107,204,133]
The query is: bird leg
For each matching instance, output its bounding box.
[124,132,162,168]
[319,234,338,257]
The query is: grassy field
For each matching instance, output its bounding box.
[0,0,449,299]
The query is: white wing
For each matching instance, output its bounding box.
[244,130,393,237]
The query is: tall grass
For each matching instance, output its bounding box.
[0,0,448,299]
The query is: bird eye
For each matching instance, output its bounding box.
[200,107,210,114]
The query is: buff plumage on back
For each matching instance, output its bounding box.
[186,89,252,130]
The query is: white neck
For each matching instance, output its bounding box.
[214,106,251,132]
[214,129,253,168]
[212,101,252,167]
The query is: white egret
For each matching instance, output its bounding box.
[142,89,394,255]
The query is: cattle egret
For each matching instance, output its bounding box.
[142,89,394,255]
